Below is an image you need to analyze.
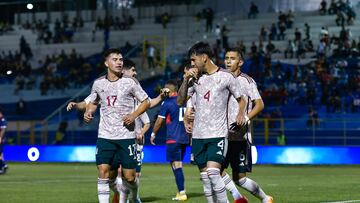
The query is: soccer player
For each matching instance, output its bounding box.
[84,48,150,203]
[0,109,8,174]
[150,79,190,201]
[223,47,273,203]
[177,42,247,203]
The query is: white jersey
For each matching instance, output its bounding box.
[135,112,150,135]
[188,68,245,139]
[89,75,149,140]
[228,73,261,142]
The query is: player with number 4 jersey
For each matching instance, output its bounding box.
[177,42,248,203]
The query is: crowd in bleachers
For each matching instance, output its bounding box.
[319,0,356,26]
[0,21,13,35]
[1,1,360,115]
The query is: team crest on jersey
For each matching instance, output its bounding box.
[216,150,222,155]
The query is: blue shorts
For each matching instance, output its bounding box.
[166,143,187,162]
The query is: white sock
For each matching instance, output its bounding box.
[122,179,138,202]
[136,177,141,200]
[116,176,123,195]
[109,178,119,194]
[222,173,242,200]
[238,177,267,201]
[97,178,110,203]
[119,180,129,203]
[207,168,228,203]
[200,172,216,203]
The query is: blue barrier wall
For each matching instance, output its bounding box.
[3,146,360,164]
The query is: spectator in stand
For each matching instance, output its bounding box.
[215,25,221,48]
[259,25,267,41]
[304,23,310,40]
[286,10,295,28]
[294,28,302,42]
[248,2,259,19]
[204,7,214,32]
[269,23,277,41]
[16,98,26,115]
[221,25,230,50]
[284,40,296,58]
[278,21,286,40]
[319,0,327,15]
[161,12,170,29]
[147,44,156,69]
[328,0,337,14]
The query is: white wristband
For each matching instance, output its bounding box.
[151,132,156,138]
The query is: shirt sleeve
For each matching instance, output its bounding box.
[187,86,195,98]
[131,82,149,102]
[84,92,99,104]
[87,82,100,104]
[186,95,196,108]
[139,112,150,124]
[228,75,246,100]
[248,82,262,101]
[158,101,169,119]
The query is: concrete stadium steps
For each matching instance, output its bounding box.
[1,9,360,63]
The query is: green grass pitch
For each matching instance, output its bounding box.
[0,163,360,203]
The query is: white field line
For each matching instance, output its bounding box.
[321,200,360,203]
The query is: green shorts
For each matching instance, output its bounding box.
[191,137,227,170]
[96,138,137,170]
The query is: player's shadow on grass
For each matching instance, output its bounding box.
[187,192,203,198]
[141,193,202,202]
[141,196,165,202]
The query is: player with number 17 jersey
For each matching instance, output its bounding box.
[90,75,149,140]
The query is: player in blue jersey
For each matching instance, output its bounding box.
[0,109,8,174]
[150,79,190,201]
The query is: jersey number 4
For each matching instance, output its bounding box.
[204,90,210,101]
[106,95,117,106]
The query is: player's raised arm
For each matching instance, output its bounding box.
[177,68,197,106]
[149,88,170,108]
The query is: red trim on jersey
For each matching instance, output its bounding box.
[166,114,171,124]
[166,140,176,144]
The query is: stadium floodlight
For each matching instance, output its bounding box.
[26,3,33,10]
[6,70,12,75]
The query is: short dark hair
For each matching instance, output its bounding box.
[225,47,244,60]
[103,48,121,61]
[188,42,214,58]
[165,79,179,90]
[123,59,136,70]
[178,59,191,72]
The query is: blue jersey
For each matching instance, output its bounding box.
[158,96,189,144]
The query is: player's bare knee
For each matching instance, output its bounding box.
[97,165,110,178]
[123,174,136,183]
[171,161,182,169]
